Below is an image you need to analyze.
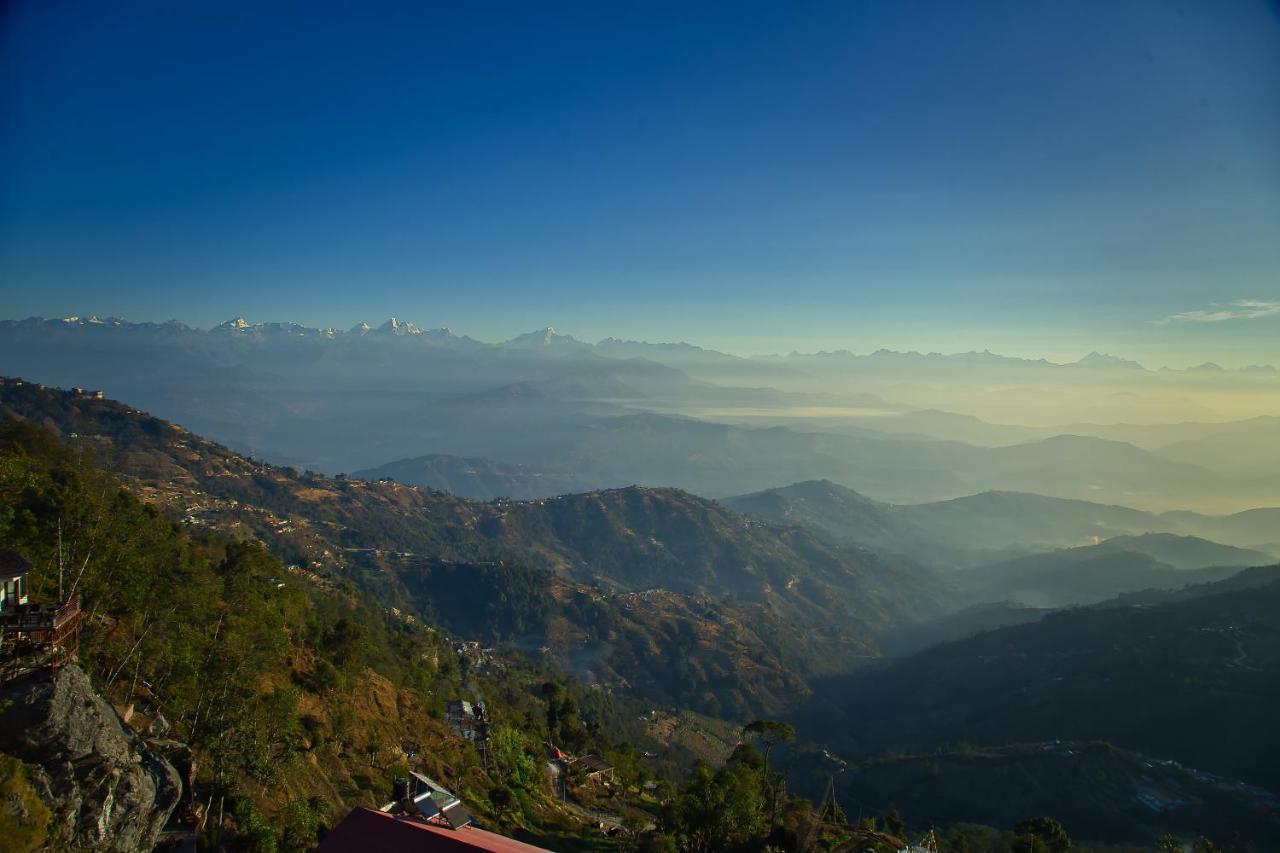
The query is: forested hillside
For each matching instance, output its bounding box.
[0,394,937,852]
[795,572,1280,793]
[0,417,662,849]
[949,549,1244,609]
[0,379,939,718]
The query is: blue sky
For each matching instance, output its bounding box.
[1,1,1278,364]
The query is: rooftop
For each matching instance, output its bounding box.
[0,550,32,577]
[319,807,552,853]
[573,754,613,774]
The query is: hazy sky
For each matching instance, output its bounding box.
[2,1,1278,365]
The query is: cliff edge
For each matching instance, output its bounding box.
[0,663,181,851]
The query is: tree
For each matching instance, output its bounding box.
[819,796,847,825]
[1013,817,1071,852]
[277,797,322,853]
[885,808,906,840]
[490,725,536,792]
[542,681,565,737]
[743,719,795,834]
[664,751,767,853]
[325,618,369,674]
[742,719,795,776]
[943,823,999,852]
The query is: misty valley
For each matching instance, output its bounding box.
[0,318,1278,850]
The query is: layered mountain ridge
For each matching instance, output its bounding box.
[3,315,1277,513]
[0,378,940,717]
[724,479,1280,565]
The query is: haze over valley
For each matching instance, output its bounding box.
[2,1,1278,850]
[3,315,1277,517]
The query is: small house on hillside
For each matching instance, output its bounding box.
[446,699,488,741]
[0,549,82,671]
[572,754,614,783]
[0,551,31,612]
[388,772,473,829]
[446,700,475,738]
[320,773,552,852]
[320,806,552,852]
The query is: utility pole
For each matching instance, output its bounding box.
[475,703,492,774]
[57,517,64,601]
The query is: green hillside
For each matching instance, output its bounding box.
[0,417,666,850]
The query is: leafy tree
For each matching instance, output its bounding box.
[885,807,906,839]
[491,725,537,792]
[1013,816,1071,852]
[325,618,369,673]
[743,719,794,833]
[664,747,767,852]
[742,719,795,775]
[605,741,650,788]
[489,784,514,811]
[277,797,323,853]
[942,823,1000,852]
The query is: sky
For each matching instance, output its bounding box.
[1,1,1278,365]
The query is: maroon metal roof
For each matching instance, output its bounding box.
[319,808,553,853]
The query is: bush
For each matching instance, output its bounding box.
[277,797,323,853]
[0,754,51,853]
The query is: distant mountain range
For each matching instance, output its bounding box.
[2,315,1278,513]
[6,315,1277,372]
[359,421,1245,512]
[352,454,598,500]
[949,537,1263,610]
[723,479,1280,564]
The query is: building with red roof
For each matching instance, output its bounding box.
[319,807,553,853]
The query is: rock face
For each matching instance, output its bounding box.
[0,664,181,851]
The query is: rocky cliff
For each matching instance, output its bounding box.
[0,663,181,851]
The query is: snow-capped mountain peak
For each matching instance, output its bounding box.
[502,326,584,349]
[1074,351,1146,371]
[376,317,424,336]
